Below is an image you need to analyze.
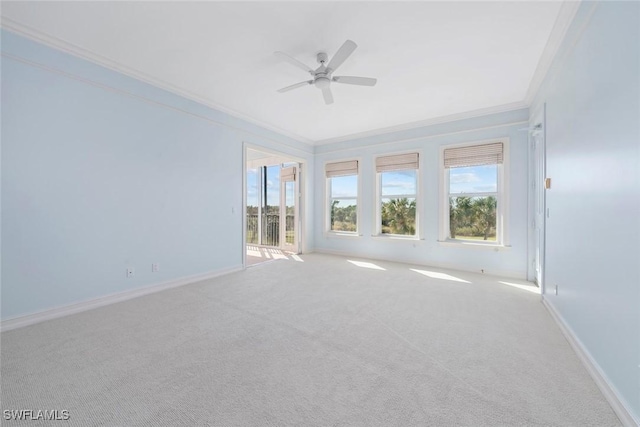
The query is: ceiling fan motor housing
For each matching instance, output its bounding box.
[314,76,331,89]
[316,52,328,64]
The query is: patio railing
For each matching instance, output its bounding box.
[246,214,294,247]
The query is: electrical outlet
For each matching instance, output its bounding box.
[126,267,135,278]
[152,263,159,272]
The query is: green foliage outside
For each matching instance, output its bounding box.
[248,196,496,242]
[381,198,416,235]
[449,196,497,241]
[329,198,418,235]
[331,201,357,232]
[246,215,259,244]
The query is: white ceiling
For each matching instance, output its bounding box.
[2,1,568,144]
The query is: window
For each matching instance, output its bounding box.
[326,160,358,233]
[442,141,506,244]
[376,153,419,236]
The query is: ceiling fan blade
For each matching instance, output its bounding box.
[277,80,313,93]
[322,87,334,105]
[332,76,377,86]
[327,40,357,72]
[274,51,314,74]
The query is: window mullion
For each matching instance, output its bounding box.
[448,192,497,198]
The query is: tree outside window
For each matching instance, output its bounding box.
[448,164,498,241]
[380,170,417,236]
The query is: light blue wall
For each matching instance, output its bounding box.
[314,108,530,279]
[531,1,639,422]
[3,6,638,420]
[1,30,314,320]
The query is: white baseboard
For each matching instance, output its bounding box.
[542,296,639,427]
[313,247,526,280]
[1,266,243,333]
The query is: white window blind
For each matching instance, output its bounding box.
[281,166,296,181]
[325,160,358,178]
[444,142,503,168]
[376,153,419,172]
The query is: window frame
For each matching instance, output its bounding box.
[325,158,361,236]
[374,151,422,239]
[439,139,510,247]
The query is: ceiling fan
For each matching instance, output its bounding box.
[275,40,377,105]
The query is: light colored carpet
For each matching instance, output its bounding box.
[1,253,620,426]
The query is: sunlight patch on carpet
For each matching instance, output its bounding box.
[347,260,386,270]
[410,269,470,283]
[498,281,539,294]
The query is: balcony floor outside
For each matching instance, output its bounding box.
[246,244,302,266]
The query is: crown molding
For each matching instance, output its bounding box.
[2,1,579,148]
[314,101,528,146]
[317,0,581,148]
[525,0,582,105]
[0,17,314,146]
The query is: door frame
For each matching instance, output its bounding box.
[280,166,300,254]
[529,103,547,294]
[242,143,305,268]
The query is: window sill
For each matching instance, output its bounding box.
[437,240,511,251]
[325,231,361,239]
[371,234,423,242]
